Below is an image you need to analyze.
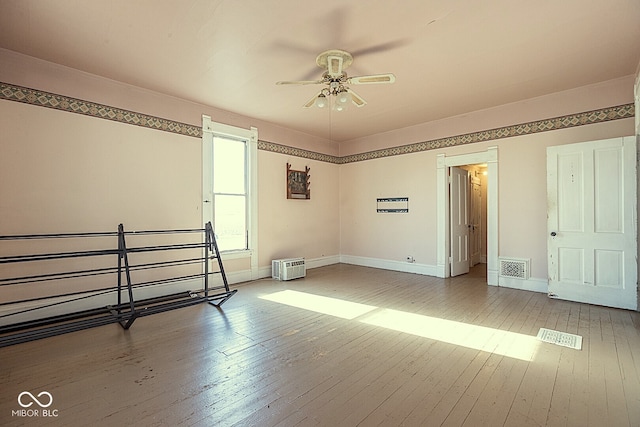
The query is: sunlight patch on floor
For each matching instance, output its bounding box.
[261,289,541,361]
[260,290,377,320]
[360,308,539,361]
[260,290,540,361]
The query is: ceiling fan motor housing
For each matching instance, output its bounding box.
[316,49,354,76]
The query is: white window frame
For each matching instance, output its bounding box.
[202,115,258,275]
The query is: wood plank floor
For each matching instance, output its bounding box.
[1,263,640,426]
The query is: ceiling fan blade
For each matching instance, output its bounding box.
[347,73,396,85]
[347,89,367,107]
[276,79,323,86]
[351,39,409,57]
[271,40,319,55]
[299,66,322,81]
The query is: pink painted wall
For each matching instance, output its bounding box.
[0,101,201,234]
[340,119,634,281]
[0,47,635,302]
[0,48,341,292]
[0,48,338,156]
[338,75,635,285]
[258,151,340,267]
[340,153,437,263]
[339,75,635,157]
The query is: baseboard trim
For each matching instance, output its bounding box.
[307,255,341,270]
[498,276,547,293]
[488,269,498,286]
[340,255,438,276]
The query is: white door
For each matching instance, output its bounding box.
[450,167,470,277]
[469,175,482,267]
[547,136,637,310]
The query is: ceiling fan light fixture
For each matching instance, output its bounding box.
[314,94,328,108]
[333,102,347,112]
[336,90,352,105]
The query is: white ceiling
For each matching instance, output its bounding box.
[1,0,639,142]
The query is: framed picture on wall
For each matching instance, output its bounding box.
[287,163,310,199]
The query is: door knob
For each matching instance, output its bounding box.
[550,231,557,236]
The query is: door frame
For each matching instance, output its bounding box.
[437,146,498,285]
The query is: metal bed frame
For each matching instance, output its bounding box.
[0,222,236,347]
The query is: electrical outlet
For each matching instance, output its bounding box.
[406,256,414,263]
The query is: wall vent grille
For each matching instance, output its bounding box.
[499,257,530,280]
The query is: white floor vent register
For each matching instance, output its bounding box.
[272,258,306,281]
[537,328,583,350]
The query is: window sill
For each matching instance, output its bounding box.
[220,249,252,260]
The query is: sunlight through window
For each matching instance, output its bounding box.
[360,308,539,361]
[260,290,377,320]
[260,290,540,361]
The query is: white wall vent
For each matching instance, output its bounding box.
[499,257,530,280]
[272,258,306,281]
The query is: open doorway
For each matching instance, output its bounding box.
[448,164,487,278]
[436,147,498,285]
[454,164,488,277]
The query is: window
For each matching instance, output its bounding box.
[202,116,257,259]
[213,136,247,251]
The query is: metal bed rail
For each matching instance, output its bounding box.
[0,222,235,347]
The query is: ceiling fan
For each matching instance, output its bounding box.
[276,49,396,111]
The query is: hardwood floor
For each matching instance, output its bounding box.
[1,263,639,426]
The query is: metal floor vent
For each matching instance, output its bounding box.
[536,328,582,350]
[499,257,530,280]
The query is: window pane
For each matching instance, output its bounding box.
[214,194,246,251]
[213,137,245,194]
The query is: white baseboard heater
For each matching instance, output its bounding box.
[272,258,306,281]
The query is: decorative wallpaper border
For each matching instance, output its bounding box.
[339,104,635,164]
[0,83,202,138]
[1,82,634,164]
[257,140,339,163]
